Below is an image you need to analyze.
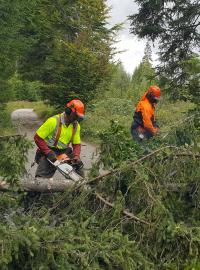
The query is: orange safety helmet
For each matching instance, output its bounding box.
[65,99,85,118]
[147,85,161,99]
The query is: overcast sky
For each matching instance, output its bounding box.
[106,0,146,75]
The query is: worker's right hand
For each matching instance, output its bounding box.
[46,151,57,163]
[47,152,60,167]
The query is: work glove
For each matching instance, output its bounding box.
[46,151,60,166]
[138,133,145,140]
[72,159,84,170]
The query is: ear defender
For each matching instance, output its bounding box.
[65,107,72,115]
[146,91,159,104]
[65,103,75,115]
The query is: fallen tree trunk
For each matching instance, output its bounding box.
[0,178,75,192]
[0,178,192,194]
[0,147,198,193]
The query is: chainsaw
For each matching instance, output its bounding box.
[48,153,83,182]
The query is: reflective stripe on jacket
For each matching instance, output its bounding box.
[36,113,81,149]
[133,98,158,136]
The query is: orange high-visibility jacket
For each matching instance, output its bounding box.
[133,96,158,135]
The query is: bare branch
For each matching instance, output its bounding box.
[95,192,151,225]
[0,134,22,140]
[86,146,178,186]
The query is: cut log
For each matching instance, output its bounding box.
[0,178,76,192]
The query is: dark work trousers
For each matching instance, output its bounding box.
[35,147,73,178]
[131,121,153,142]
[131,126,143,142]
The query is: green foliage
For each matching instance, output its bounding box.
[6,101,56,121]
[129,0,200,103]
[82,97,133,142]
[40,40,112,106]
[0,190,154,270]
[102,63,131,99]
[0,108,13,133]
[0,0,35,103]
[98,120,143,169]
[9,74,43,102]
[0,107,200,270]
[128,59,157,104]
[0,0,118,109]
[0,136,31,185]
[181,55,200,104]
[93,118,200,269]
[0,1,21,78]
[18,0,117,107]
[1,1,200,269]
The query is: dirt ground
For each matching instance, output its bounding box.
[11,109,98,180]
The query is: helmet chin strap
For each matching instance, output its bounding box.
[146,91,159,104]
[154,99,159,104]
[64,112,71,124]
[65,111,78,125]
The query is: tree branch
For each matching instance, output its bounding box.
[86,146,178,186]
[95,192,151,225]
[0,134,22,140]
[175,153,200,158]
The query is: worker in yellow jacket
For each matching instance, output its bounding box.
[34,99,85,178]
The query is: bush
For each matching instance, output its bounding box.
[9,74,43,102]
[0,136,31,185]
[0,106,14,134]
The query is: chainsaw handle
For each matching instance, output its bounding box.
[47,158,60,167]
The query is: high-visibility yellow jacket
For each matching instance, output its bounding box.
[36,113,81,149]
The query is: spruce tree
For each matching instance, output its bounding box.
[129,0,200,102]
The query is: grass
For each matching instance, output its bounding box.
[6,101,55,120]
[82,97,196,143]
[0,110,15,135]
[1,101,55,136]
[4,98,196,143]
[157,99,196,132]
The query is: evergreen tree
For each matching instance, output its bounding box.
[18,0,117,107]
[129,0,200,102]
[107,63,131,98]
[143,42,152,63]
[130,60,156,103]
[0,0,31,127]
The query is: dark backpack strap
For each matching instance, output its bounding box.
[54,116,62,147]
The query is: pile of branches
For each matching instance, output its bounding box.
[0,120,200,269]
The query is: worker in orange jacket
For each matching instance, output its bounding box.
[131,85,161,142]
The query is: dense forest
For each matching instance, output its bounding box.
[0,0,200,269]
